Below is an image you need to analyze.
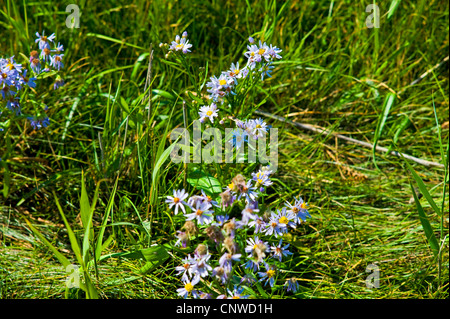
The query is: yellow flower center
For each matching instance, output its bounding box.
[1,73,7,79]
[292,207,299,213]
[232,295,240,299]
[6,63,14,70]
[301,203,308,209]
[196,209,203,216]
[234,69,240,75]
[219,79,227,86]
[173,197,180,203]
[176,44,183,49]
[271,221,277,228]
[255,124,262,128]
[267,269,275,277]
[279,216,288,224]
[206,110,213,116]
[257,178,263,184]
[258,48,265,55]
[184,282,194,292]
[253,244,258,250]
[228,182,234,190]
[183,263,190,270]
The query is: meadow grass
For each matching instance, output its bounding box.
[0,0,448,299]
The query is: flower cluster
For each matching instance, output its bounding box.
[160,31,193,58]
[203,38,282,106]
[168,166,311,299]
[1,30,65,131]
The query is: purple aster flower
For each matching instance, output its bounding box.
[257,263,277,287]
[218,252,241,273]
[177,275,200,299]
[166,189,189,215]
[285,278,299,293]
[6,97,21,115]
[185,200,213,225]
[35,31,56,50]
[50,54,64,70]
[270,239,293,262]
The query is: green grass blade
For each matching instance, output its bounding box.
[24,219,71,268]
[409,181,440,258]
[373,93,395,167]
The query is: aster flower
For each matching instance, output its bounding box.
[267,44,282,60]
[6,97,21,115]
[285,196,311,224]
[274,207,296,230]
[225,286,249,299]
[212,266,229,284]
[270,239,293,262]
[30,58,42,75]
[50,54,64,70]
[175,254,196,282]
[17,70,36,90]
[198,103,219,123]
[259,62,274,80]
[1,85,15,100]
[166,189,189,215]
[263,213,285,238]
[52,42,64,53]
[218,252,242,273]
[0,68,14,87]
[177,275,200,299]
[40,47,52,63]
[245,236,269,263]
[185,200,213,225]
[248,216,266,234]
[241,205,258,225]
[237,179,258,203]
[257,263,277,287]
[35,31,56,50]
[53,77,64,90]
[168,33,193,54]
[190,253,212,279]
[285,278,299,293]
[174,231,189,248]
[212,214,229,227]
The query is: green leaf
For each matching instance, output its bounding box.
[410,181,440,257]
[24,219,71,268]
[187,168,222,196]
[403,158,442,216]
[373,93,395,167]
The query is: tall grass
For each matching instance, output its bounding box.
[0,0,448,299]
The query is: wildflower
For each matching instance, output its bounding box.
[169,34,192,54]
[226,62,244,81]
[219,190,235,210]
[285,196,311,224]
[35,31,56,50]
[185,200,213,225]
[223,236,238,254]
[191,253,212,278]
[244,259,260,272]
[259,62,274,80]
[205,225,224,244]
[222,217,243,238]
[40,47,52,63]
[200,189,220,207]
[1,85,15,100]
[27,116,49,130]
[257,263,277,287]
[218,252,241,273]
[30,58,42,74]
[0,68,13,87]
[240,273,256,286]
[50,54,64,70]
[230,128,248,149]
[166,189,189,215]
[267,44,282,60]
[245,236,269,263]
[237,179,258,203]
[212,266,229,284]
[225,286,249,299]
[274,207,296,230]
[17,70,36,90]
[199,291,213,299]
[248,36,255,44]
[182,220,199,239]
[177,276,200,299]
[263,213,285,238]
[248,216,266,234]
[6,97,21,115]
[285,278,299,293]
[213,214,229,227]
[198,103,219,123]
[53,76,64,90]
[52,42,64,53]
[29,51,39,64]
[270,239,293,262]
[175,254,195,282]
[174,231,189,248]
[241,205,258,225]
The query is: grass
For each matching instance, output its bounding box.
[0,0,448,299]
